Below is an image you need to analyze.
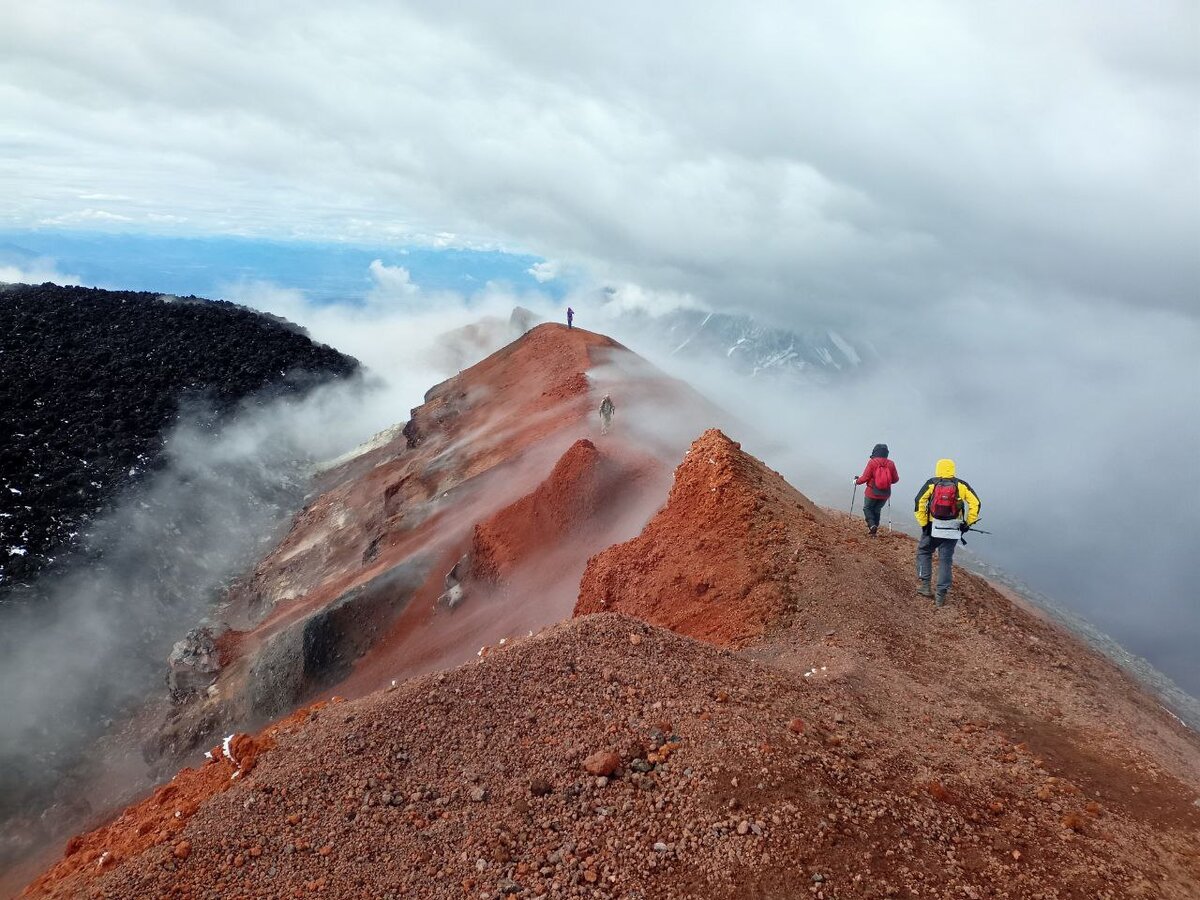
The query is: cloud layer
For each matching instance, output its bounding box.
[2,2,1196,322]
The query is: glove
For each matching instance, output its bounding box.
[959,522,970,533]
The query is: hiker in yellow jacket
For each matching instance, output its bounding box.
[913,459,981,607]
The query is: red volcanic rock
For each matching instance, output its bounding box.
[582,750,620,777]
[227,733,265,776]
[576,428,823,647]
[151,323,694,763]
[471,438,608,582]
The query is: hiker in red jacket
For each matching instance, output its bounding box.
[855,443,899,535]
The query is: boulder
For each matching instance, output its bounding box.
[167,628,221,703]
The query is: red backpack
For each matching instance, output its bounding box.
[929,479,960,520]
[872,461,892,492]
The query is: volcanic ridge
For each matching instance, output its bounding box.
[19,324,1200,899]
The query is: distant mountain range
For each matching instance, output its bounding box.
[621,307,874,382]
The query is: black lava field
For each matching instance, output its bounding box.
[0,283,358,594]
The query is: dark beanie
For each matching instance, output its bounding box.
[871,443,889,458]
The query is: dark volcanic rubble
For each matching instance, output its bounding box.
[0,283,358,592]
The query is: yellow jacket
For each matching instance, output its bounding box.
[913,458,980,528]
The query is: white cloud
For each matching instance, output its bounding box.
[0,1,1192,321]
[591,283,704,318]
[0,261,81,286]
[527,260,559,283]
[367,259,419,299]
[39,208,134,225]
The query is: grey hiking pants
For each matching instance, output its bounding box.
[916,532,957,595]
[863,496,886,529]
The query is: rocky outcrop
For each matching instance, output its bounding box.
[576,428,824,646]
[166,628,222,703]
[244,558,429,720]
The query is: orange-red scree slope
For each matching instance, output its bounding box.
[576,428,822,647]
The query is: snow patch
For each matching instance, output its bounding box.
[827,331,861,366]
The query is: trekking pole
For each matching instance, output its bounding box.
[849,481,858,514]
[959,524,993,546]
[886,497,893,533]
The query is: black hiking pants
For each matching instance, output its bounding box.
[863,496,887,529]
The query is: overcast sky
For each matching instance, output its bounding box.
[2,1,1196,324]
[2,2,1199,690]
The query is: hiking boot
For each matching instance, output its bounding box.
[868,525,878,536]
[934,591,947,608]
[916,580,932,598]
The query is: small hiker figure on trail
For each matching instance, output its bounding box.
[854,443,899,536]
[598,394,615,435]
[913,458,981,608]
[567,306,575,329]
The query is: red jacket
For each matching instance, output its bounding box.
[856,457,899,500]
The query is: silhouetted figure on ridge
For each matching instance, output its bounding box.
[567,306,574,329]
[854,443,898,535]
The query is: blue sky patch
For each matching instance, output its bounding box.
[0,230,563,304]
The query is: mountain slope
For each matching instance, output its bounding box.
[17,329,1200,899]
[26,431,1200,899]
[152,323,714,763]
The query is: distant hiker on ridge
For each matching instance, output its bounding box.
[567,306,575,329]
[913,459,981,608]
[599,394,615,435]
[854,443,899,535]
